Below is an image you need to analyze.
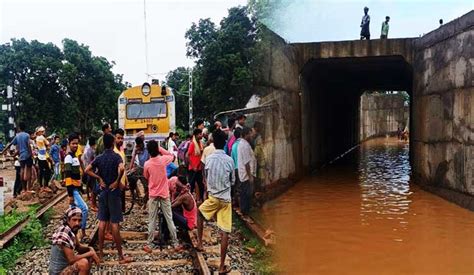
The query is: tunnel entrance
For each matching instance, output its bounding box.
[300,55,413,171]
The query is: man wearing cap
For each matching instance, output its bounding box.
[49,206,100,275]
[36,126,50,192]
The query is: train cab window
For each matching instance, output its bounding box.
[126,102,167,119]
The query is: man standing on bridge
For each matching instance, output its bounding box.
[381,16,390,39]
[360,7,371,40]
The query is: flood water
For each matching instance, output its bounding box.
[260,137,474,274]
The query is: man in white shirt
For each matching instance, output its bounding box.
[167,132,178,162]
[234,114,246,130]
[201,134,215,166]
[237,127,256,216]
[36,126,50,191]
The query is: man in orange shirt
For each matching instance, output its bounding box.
[143,140,180,252]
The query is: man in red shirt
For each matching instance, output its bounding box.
[187,128,204,203]
[143,140,180,252]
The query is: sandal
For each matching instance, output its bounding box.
[218,265,232,274]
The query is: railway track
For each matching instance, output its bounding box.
[0,189,68,248]
[9,191,259,273]
[86,208,226,274]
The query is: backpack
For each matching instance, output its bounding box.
[177,140,190,164]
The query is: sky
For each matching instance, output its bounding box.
[0,0,247,86]
[267,0,473,42]
[1,0,472,86]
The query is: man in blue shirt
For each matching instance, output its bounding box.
[85,133,132,264]
[230,128,242,208]
[50,136,61,182]
[4,122,33,193]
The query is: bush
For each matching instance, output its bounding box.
[0,216,47,272]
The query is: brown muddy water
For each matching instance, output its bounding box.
[260,137,474,274]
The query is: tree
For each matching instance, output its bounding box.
[184,6,257,121]
[165,67,191,131]
[0,39,66,132]
[0,38,125,139]
[61,39,125,139]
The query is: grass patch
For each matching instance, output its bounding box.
[0,205,50,274]
[233,213,277,274]
[0,204,39,234]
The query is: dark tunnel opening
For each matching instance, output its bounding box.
[300,55,413,171]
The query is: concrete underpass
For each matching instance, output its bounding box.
[257,10,473,208]
[300,56,413,168]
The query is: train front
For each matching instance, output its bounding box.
[118,82,176,147]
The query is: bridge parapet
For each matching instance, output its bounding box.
[293,38,417,67]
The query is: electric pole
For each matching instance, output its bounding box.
[188,68,193,133]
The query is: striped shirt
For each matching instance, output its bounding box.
[51,224,76,249]
[204,150,235,202]
[64,152,81,187]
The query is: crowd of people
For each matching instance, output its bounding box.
[1,113,266,274]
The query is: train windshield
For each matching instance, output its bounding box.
[126,102,167,119]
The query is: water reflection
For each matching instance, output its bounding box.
[260,137,474,274]
[358,140,411,235]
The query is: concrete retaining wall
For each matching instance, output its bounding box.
[412,11,474,195]
[253,30,302,186]
[360,93,409,140]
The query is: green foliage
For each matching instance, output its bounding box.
[0,210,28,234]
[61,39,125,138]
[0,204,39,234]
[0,38,125,139]
[183,6,257,122]
[174,128,188,139]
[40,208,54,226]
[165,67,191,131]
[0,217,46,271]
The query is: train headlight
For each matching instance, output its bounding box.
[141,82,151,96]
[151,125,158,133]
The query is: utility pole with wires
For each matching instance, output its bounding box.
[188,68,193,133]
[143,0,150,81]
